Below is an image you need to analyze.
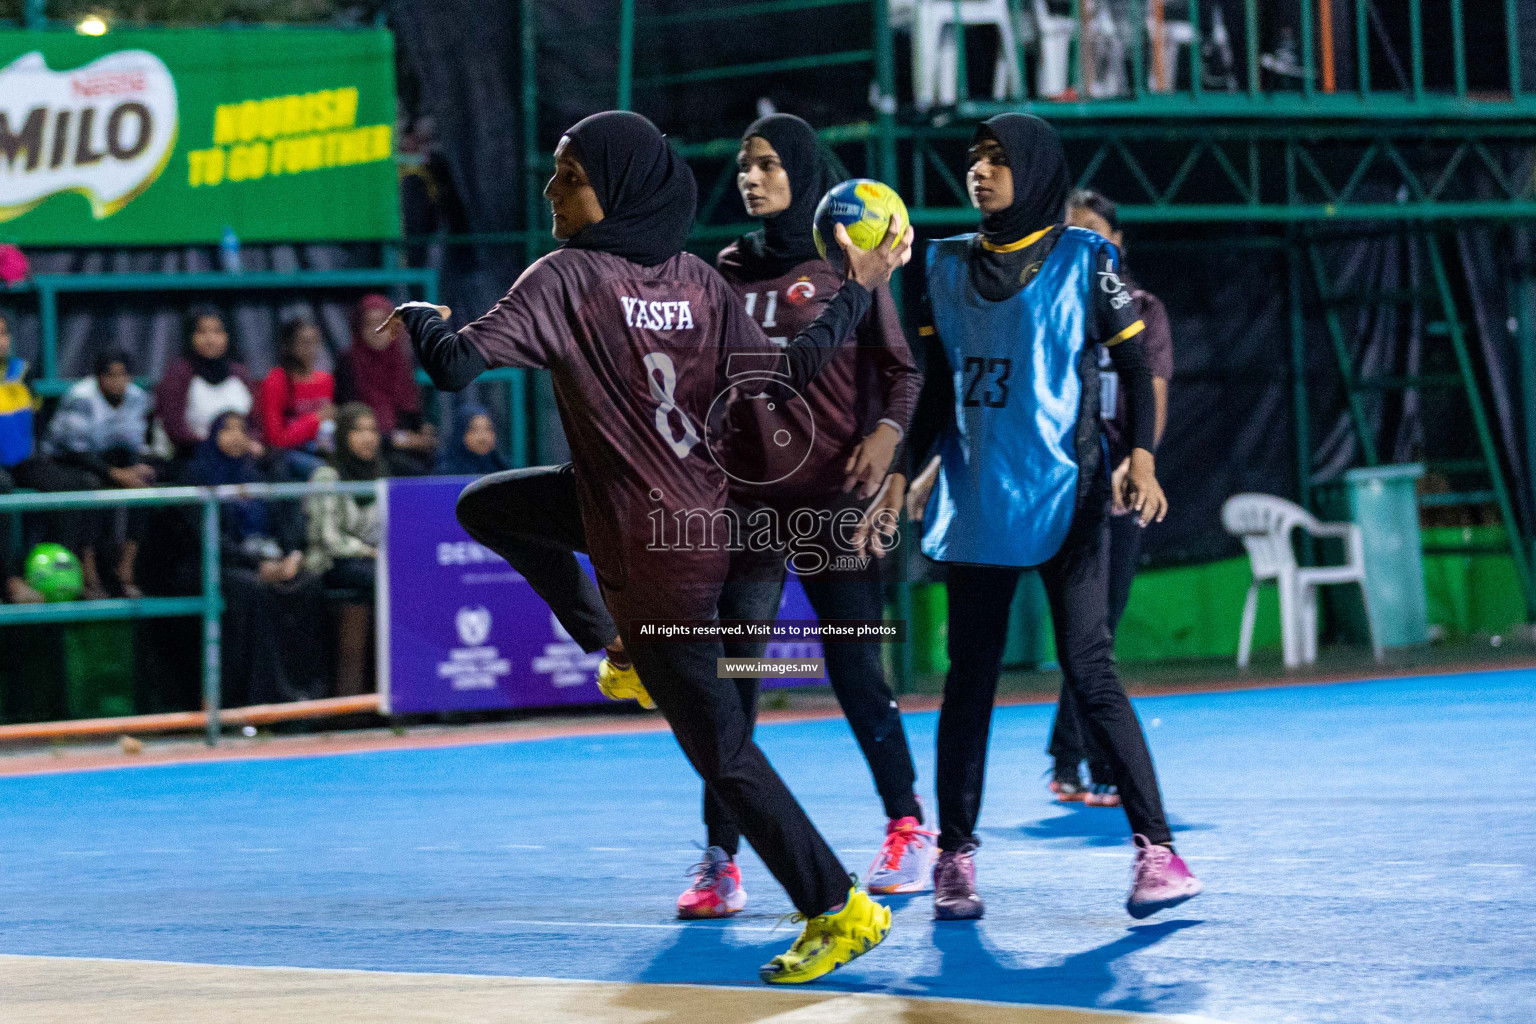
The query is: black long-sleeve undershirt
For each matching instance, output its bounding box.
[1104,334,1156,456]
[399,280,871,397]
[401,306,488,393]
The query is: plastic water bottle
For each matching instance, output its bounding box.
[219,226,242,274]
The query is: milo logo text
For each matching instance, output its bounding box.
[0,50,178,222]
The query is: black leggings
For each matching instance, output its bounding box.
[936,487,1172,849]
[455,464,851,916]
[1048,509,1144,781]
[704,502,920,855]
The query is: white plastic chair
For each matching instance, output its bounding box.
[892,0,1024,109]
[1084,0,1128,97]
[1221,494,1383,670]
[1030,0,1077,98]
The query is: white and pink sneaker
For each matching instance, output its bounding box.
[677,846,747,919]
[866,812,940,894]
[1126,834,1202,919]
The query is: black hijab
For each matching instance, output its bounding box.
[562,110,697,267]
[976,113,1070,247]
[182,305,233,386]
[737,114,837,276]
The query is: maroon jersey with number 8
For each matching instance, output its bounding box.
[458,246,799,621]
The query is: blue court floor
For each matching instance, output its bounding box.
[2,668,1533,1023]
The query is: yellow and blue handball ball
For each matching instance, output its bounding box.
[24,543,84,603]
[813,179,908,276]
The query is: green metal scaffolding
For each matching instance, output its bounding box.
[514,0,1536,635]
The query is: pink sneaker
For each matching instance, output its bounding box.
[1050,778,1089,803]
[866,814,939,894]
[1084,783,1122,808]
[933,845,984,920]
[677,846,747,919]
[1126,834,1202,919]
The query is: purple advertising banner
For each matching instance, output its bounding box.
[380,477,823,714]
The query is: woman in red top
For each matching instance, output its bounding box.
[257,317,335,479]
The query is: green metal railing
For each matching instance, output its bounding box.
[0,480,380,745]
[0,261,540,464]
[588,0,1529,119]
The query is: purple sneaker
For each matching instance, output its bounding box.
[933,845,984,920]
[1126,834,1203,919]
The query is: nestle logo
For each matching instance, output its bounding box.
[71,71,148,98]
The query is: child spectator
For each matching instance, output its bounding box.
[0,311,42,603]
[41,349,156,598]
[155,306,256,462]
[257,317,335,480]
[305,402,385,696]
[435,402,510,477]
[338,294,436,475]
[183,411,325,705]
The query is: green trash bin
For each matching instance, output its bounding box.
[1342,463,1428,649]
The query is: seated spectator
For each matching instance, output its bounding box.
[436,402,510,477]
[0,311,42,603]
[337,294,436,475]
[155,306,256,462]
[306,402,384,696]
[38,350,156,599]
[258,316,335,480]
[183,411,325,705]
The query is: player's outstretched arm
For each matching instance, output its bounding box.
[382,302,488,393]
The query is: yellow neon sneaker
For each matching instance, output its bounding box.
[596,656,656,710]
[759,886,891,985]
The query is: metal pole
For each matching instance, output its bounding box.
[1069,0,1081,95]
[522,2,543,270]
[1516,253,1536,579]
[1288,239,1314,510]
[39,283,57,381]
[617,0,636,110]
[1079,0,1094,98]
[1450,0,1466,100]
[201,497,223,747]
[1506,0,1522,97]
[1135,0,1150,99]
[1188,0,1202,98]
[1245,0,1259,97]
[1300,0,1315,99]
[1355,0,1370,96]
[24,0,44,29]
[1307,243,1379,465]
[1409,0,1424,101]
[1426,234,1536,617]
[951,0,970,103]
[1318,0,1335,93]
[508,377,529,466]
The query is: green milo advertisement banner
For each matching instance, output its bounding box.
[0,29,401,245]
